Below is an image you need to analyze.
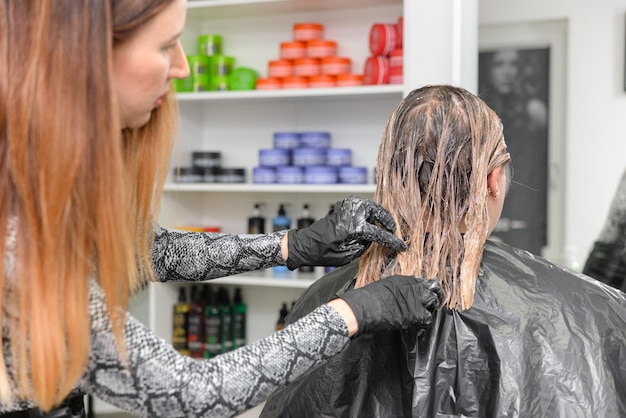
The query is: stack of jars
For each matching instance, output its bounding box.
[257,22,363,90]
[253,131,368,185]
[175,34,259,92]
[363,16,404,85]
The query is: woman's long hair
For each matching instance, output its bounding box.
[0,0,177,409]
[357,85,510,310]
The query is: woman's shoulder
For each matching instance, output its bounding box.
[480,239,626,313]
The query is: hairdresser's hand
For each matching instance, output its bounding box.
[335,276,440,336]
[286,196,407,270]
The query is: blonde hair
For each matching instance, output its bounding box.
[357,85,510,311]
[0,0,177,410]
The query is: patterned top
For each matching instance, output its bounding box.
[2,225,351,417]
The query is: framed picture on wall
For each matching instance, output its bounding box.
[479,21,567,263]
[478,47,550,256]
[624,14,626,91]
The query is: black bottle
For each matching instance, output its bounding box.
[172,287,190,356]
[276,302,289,331]
[218,287,233,353]
[297,204,315,273]
[231,287,247,349]
[248,203,265,234]
[204,286,221,359]
[187,285,205,359]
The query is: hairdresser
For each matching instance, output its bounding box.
[0,1,441,417]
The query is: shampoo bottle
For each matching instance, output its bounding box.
[273,204,291,231]
[296,204,315,273]
[247,203,265,234]
[273,204,291,275]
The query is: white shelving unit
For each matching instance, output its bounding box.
[163,183,376,193]
[152,0,478,339]
[95,0,477,416]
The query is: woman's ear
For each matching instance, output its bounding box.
[487,166,503,199]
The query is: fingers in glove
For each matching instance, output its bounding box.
[343,196,397,233]
[344,196,407,251]
[340,243,367,261]
[361,199,398,233]
[326,245,366,267]
[337,274,441,335]
[360,223,407,252]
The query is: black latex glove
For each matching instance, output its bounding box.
[337,275,440,335]
[286,196,407,270]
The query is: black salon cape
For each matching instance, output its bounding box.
[261,240,626,418]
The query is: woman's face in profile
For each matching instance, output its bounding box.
[490,50,519,95]
[112,0,190,129]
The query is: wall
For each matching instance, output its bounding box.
[479,0,626,266]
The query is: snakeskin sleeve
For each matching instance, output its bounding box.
[78,282,350,418]
[151,225,287,282]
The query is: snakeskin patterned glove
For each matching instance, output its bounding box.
[286,196,407,269]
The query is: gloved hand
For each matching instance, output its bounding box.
[337,275,440,335]
[286,196,407,270]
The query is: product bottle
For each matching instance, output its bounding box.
[296,204,316,273]
[218,287,234,353]
[247,203,266,234]
[276,302,289,331]
[273,204,291,231]
[204,286,221,359]
[231,287,247,349]
[273,204,292,275]
[172,287,190,356]
[187,285,205,359]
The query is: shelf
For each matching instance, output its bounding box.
[186,0,402,19]
[163,183,376,193]
[176,85,404,103]
[188,0,286,9]
[204,270,318,288]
